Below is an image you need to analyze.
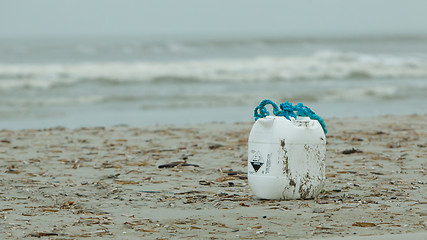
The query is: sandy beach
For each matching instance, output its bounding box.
[0,115,426,239]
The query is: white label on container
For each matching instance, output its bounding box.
[250,150,264,173]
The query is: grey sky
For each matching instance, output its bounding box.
[1,0,427,38]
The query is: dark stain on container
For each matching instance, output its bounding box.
[281,139,289,175]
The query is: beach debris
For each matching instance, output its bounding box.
[1,208,14,212]
[125,161,150,166]
[5,169,22,174]
[386,142,401,148]
[215,175,246,182]
[416,211,427,216]
[158,161,199,168]
[199,180,213,185]
[136,228,160,232]
[336,171,357,174]
[208,143,223,150]
[352,222,376,227]
[29,232,59,237]
[126,169,142,174]
[138,190,173,194]
[312,207,325,213]
[98,161,122,169]
[316,199,335,204]
[341,148,363,154]
[220,169,245,176]
[100,173,120,180]
[41,208,59,212]
[114,180,139,185]
[375,131,386,135]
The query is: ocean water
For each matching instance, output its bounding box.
[0,36,426,129]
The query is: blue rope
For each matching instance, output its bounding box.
[254,99,327,134]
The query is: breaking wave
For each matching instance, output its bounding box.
[1,51,427,90]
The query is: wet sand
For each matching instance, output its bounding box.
[0,115,426,239]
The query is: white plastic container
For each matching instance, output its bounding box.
[248,116,326,200]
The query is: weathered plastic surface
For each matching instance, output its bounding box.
[248,116,326,200]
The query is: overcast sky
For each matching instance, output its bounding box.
[1,0,426,39]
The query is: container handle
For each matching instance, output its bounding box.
[254,99,327,134]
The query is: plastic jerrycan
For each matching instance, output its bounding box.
[248,116,326,200]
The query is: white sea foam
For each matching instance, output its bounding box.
[1,51,427,90]
[314,86,400,101]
